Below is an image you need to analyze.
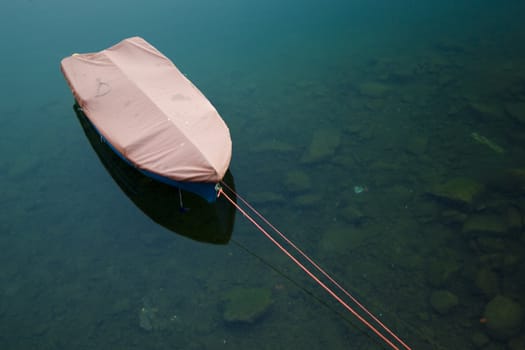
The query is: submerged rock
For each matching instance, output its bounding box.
[426,258,460,287]
[301,128,341,163]
[471,331,490,348]
[284,170,312,193]
[222,287,272,324]
[428,177,484,207]
[430,290,459,315]
[484,295,524,340]
[139,306,156,331]
[471,132,505,154]
[319,226,370,255]
[137,292,180,332]
[474,268,500,298]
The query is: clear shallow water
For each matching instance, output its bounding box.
[1,1,525,349]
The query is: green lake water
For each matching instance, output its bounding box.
[1,0,525,349]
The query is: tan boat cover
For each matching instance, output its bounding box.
[61,37,231,183]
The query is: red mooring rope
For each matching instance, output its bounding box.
[218,182,411,350]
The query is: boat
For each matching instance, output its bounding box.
[61,37,232,202]
[74,102,236,244]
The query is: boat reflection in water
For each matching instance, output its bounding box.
[73,103,236,244]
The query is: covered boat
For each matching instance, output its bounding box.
[74,102,236,244]
[61,37,232,202]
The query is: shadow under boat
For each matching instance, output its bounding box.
[73,103,236,245]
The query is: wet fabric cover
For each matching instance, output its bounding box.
[61,36,231,183]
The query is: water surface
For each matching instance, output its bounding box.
[1,1,525,349]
